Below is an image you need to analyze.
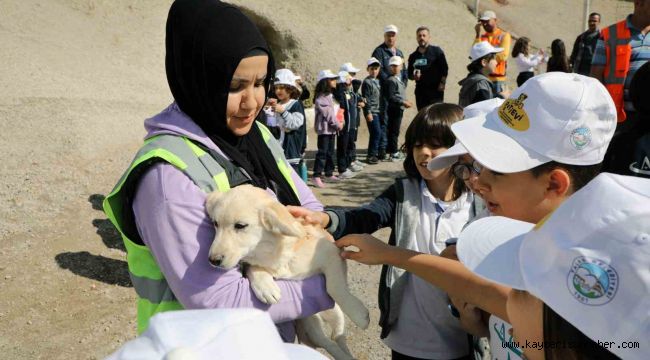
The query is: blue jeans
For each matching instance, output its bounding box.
[492,80,506,95]
[386,107,403,154]
[366,113,381,157]
[379,108,388,155]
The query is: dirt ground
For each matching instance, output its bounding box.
[0,0,633,359]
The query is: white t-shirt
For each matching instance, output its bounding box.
[515,53,547,73]
[383,181,472,359]
[489,315,524,360]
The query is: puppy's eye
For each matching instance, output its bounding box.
[213,221,219,228]
[234,222,248,230]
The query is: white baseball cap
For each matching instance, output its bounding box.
[469,41,503,61]
[457,173,650,360]
[274,68,299,88]
[337,70,351,84]
[107,309,327,360]
[339,62,361,73]
[428,98,504,170]
[479,10,497,21]
[367,57,381,67]
[384,24,399,34]
[388,56,403,66]
[451,72,616,173]
[316,69,339,82]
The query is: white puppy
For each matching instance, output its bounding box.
[205,185,370,360]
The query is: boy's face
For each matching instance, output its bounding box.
[390,64,401,76]
[474,165,565,223]
[367,65,380,78]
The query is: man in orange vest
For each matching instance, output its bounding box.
[591,0,650,174]
[474,10,511,96]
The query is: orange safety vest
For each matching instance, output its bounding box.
[601,20,632,122]
[479,28,508,78]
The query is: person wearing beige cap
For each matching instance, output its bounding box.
[474,10,511,96]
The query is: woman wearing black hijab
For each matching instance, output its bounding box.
[103,0,333,339]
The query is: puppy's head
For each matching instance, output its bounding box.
[205,185,305,269]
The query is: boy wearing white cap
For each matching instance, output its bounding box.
[457,173,650,360]
[385,56,413,161]
[332,73,617,359]
[362,58,383,164]
[334,71,361,178]
[339,63,366,170]
[458,41,509,107]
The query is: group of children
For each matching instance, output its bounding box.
[311,57,412,188]
[291,71,649,360]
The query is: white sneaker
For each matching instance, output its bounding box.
[350,164,363,172]
[353,160,365,168]
[391,152,405,162]
[339,169,357,179]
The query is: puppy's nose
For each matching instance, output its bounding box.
[209,254,224,268]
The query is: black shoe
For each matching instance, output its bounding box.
[367,156,379,165]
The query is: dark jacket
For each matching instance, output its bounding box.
[407,45,448,97]
[458,73,494,107]
[372,43,409,86]
[384,75,406,110]
[334,85,359,132]
[569,30,599,76]
[281,100,307,163]
[362,76,382,116]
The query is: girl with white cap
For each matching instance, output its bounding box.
[272,68,307,177]
[311,69,343,188]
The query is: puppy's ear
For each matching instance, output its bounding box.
[260,202,305,238]
[205,191,224,219]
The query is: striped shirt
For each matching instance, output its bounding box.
[592,15,650,112]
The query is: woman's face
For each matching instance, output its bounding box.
[226,55,268,136]
[413,144,451,181]
[507,289,545,360]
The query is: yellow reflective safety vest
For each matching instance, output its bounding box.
[103,122,297,334]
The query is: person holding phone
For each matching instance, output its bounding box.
[407,26,449,110]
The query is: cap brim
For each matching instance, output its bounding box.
[491,47,504,53]
[451,114,552,173]
[479,16,490,20]
[457,216,534,290]
[427,142,468,170]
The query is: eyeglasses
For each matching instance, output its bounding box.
[451,160,483,181]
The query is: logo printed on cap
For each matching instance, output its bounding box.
[498,94,530,131]
[567,257,618,306]
[570,127,592,150]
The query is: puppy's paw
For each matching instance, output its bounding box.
[348,301,370,330]
[248,269,282,304]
